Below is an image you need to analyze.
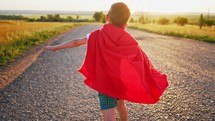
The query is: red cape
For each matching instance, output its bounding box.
[78,24,168,104]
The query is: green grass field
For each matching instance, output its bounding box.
[128,23,215,43]
[0,20,86,66]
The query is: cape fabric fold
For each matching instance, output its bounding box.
[78,23,168,104]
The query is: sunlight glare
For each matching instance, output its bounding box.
[141,0,214,13]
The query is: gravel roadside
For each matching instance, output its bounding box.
[0,24,215,120]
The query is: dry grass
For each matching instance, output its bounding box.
[0,20,78,44]
[0,20,85,66]
[128,23,215,43]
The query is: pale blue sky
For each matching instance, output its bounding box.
[0,0,215,13]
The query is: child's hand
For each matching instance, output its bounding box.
[44,46,58,51]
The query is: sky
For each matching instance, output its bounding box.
[0,0,215,13]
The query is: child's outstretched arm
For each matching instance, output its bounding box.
[44,37,87,51]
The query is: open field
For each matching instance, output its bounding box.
[131,12,215,25]
[128,23,215,43]
[0,20,85,66]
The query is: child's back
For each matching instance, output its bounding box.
[45,2,168,121]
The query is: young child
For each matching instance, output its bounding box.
[45,2,168,121]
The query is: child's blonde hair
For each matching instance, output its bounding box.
[108,2,131,28]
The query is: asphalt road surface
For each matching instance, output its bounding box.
[0,25,215,120]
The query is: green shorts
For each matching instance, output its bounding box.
[98,93,118,110]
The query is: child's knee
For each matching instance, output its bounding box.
[102,108,116,121]
[117,100,125,108]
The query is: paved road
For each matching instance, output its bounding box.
[0,25,215,120]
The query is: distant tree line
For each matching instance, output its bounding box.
[1,12,214,27]
[0,15,28,20]
[131,16,189,26]
[0,11,107,23]
[0,14,91,22]
[37,14,90,22]
[130,14,215,27]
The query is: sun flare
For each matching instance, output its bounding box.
[0,0,215,13]
[142,0,214,13]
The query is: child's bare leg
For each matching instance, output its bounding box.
[102,108,116,121]
[117,100,128,121]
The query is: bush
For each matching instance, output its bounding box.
[205,20,215,26]
[157,18,169,25]
[174,17,188,26]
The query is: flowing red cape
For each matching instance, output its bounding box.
[78,24,168,104]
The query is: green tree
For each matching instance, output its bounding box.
[47,14,54,21]
[138,16,145,24]
[76,15,80,20]
[67,16,74,21]
[129,17,134,23]
[157,18,169,25]
[174,17,188,26]
[54,14,61,21]
[93,12,105,23]
[40,16,46,21]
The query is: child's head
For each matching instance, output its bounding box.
[107,2,131,28]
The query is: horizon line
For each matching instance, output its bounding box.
[0,9,215,14]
